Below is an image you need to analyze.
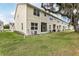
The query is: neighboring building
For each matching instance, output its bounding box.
[9,23,15,32]
[14,3,69,35]
[0,20,4,32]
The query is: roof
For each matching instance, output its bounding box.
[27,3,68,24]
[0,20,3,25]
[15,3,68,24]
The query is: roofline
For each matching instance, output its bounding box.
[14,3,18,20]
[0,20,3,23]
[27,3,68,24]
[14,3,68,24]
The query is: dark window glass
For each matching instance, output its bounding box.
[31,23,34,26]
[44,13,46,16]
[53,24,56,32]
[57,26,58,29]
[33,9,36,15]
[37,10,40,16]
[35,27,38,30]
[35,23,38,26]
[31,23,38,30]
[41,22,47,32]
[31,27,34,30]
[49,25,51,29]
[33,8,40,16]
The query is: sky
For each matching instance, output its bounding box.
[0,3,16,24]
[0,3,68,25]
[0,3,41,25]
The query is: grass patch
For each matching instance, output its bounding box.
[0,31,79,55]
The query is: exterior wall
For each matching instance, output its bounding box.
[26,4,68,35]
[26,5,59,35]
[14,4,28,35]
[9,23,14,32]
[15,3,69,35]
[0,21,3,32]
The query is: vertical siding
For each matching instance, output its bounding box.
[15,3,69,35]
[15,4,27,35]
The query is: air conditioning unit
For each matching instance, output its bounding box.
[31,30,37,35]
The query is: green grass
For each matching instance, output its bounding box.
[0,31,79,56]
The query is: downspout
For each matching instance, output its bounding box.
[26,4,28,35]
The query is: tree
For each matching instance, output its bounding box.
[41,3,79,32]
[4,24,9,29]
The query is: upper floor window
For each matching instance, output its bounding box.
[48,15,53,20]
[33,8,40,16]
[44,13,46,16]
[62,22,63,24]
[57,20,60,23]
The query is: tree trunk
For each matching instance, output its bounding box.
[73,19,79,32]
[73,25,79,32]
[74,25,77,32]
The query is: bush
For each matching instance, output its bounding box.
[4,24,9,29]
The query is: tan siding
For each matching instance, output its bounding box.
[15,4,27,35]
[15,3,69,35]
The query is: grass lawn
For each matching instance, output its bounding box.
[0,32,79,56]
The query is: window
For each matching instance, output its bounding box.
[53,24,56,32]
[49,25,51,29]
[33,8,40,16]
[49,25,51,32]
[62,22,63,24]
[37,10,40,16]
[53,24,56,30]
[57,20,60,23]
[63,26,65,31]
[31,23,38,30]
[48,15,53,20]
[57,26,58,29]
[34,9,36,15]
[21,23,23,30]
[59,25,61,29]
[41,22,47,32]
[44,13,46,16]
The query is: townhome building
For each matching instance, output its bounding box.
[14,3,69,35]
[9,22,15,32]
[0,20,4,32]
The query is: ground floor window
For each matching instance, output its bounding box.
[57,26,58,29]
[59,25,61,29]
[63,26,65,31]
[49,25,51,32]
[53,24,56,32]
[31,22,38,30]
[49,25,51,29]
[41,22,47,32]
